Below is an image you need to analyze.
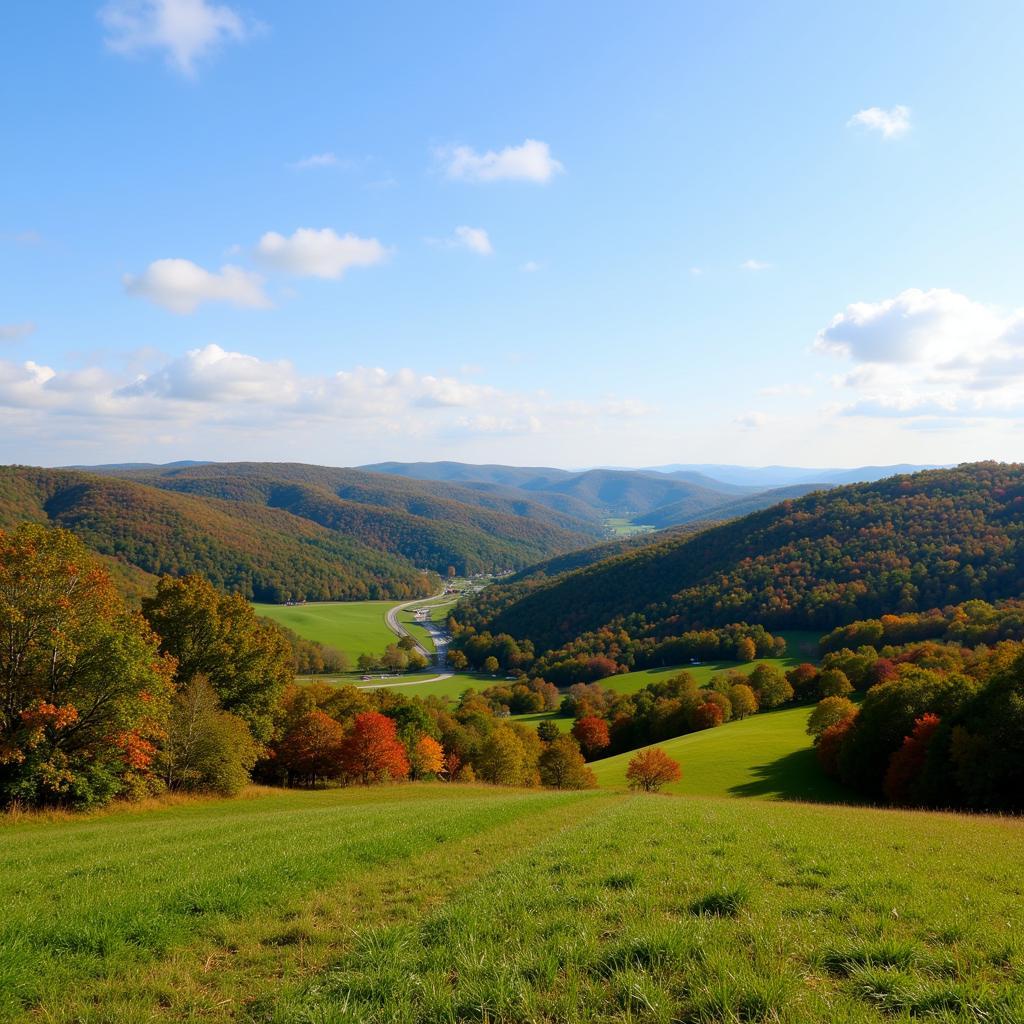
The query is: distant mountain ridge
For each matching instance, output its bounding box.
[455,462,1024,652]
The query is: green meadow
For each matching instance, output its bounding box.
[590,703,852,802]
[253,600,401,659]
[3,785,1023,1023]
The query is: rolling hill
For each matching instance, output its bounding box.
[456,462,1024,651]
[636,482,830,528]
[0,462,607,602]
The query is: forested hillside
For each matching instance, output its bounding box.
[455,463,1024,651]
[0,468,436,602]
[0,462,603,598]
[636,482,830,528]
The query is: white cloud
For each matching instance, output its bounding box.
[452,226,493,255]
[0,345,655,460]
[734,412,769,430]
[438,139,564,184]
[290,152,339,170]
[256,228,389,279]
[689,267,702,276]
[847,105,911,139]
[816,287,1024,421]
[99,0,254,77]
[124,258,270,314]
[521,261,541,273]
[740,259,771,271]
[0,322,36,341]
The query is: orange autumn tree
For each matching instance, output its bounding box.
[884,713,942,805]
[409,734,445,779]
[276,709,346,787]
[341,711,410,784]
[0,523,175,808]
[625,747,682,792]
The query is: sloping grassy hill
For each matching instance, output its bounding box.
[4,785,1023,1022]
[590,704,850,802]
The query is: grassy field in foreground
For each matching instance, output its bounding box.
[253,600,400,660]
[590,704,851,802]
[3,785,1023,1022]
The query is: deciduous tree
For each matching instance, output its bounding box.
[276,709,345,786]
[625,748,682,792]
[341,711,410,784]
[571,715,611,758]
[538,735,596,789]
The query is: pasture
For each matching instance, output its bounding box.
[3,785,1023,1022]
[590,704,851,802]
[253,600,400,660]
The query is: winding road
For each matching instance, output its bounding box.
[383,592,455,666]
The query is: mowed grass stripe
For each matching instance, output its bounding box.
[590,704,852,802]
[0,786,605,1021]
[271,794,1024,1023]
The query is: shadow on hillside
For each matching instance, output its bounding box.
[727,748,862,805]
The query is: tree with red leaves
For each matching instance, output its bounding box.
[816,716,856,777]
[884,713,941,805]
[571,715,611,758]
[276,709,345,786]
[341,711,410,784]
[691,701,724,730]
[625,747,682,792]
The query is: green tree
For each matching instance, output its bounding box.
[748,663,794,709]
[818,668,853,698]
[142,574,292,742]
[538,735,596,789]
[476,725,534,786]
[536,720,561,743]
[483,656,500,675]
[158,675,259,796]
[0,524,175,808]
[807,696,858,740]
[728,683,759,720]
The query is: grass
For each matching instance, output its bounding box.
[604,516,656,536]
[3,785,1023,1022]
[253,600,401,660]
[590,703,852,802]
[601,629,820,695]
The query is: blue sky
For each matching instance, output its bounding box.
[3,0,1024,468]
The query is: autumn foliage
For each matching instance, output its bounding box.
[277,710,346,785]
[883,714,941,805]
[571,716,611,758]
[625,748,682,792]
[341,711,410,784]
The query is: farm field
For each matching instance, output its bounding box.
[253,600,401,660]
[600,629,820,696]
[590,704,852,802]
[3,784,1023,1022]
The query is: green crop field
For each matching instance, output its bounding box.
[253,600,401,659]
[4,785,1023,1022]
[590,704,852,802]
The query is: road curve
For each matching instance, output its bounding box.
[383,591,452,663]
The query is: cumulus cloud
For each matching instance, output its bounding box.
[0,322,36,341]
[740,259,771,271]
[438,139,564,183]
[0,344,655,459]
[256,228,389,279]
[816,287,1024,421]
[847,105,911,139]
[452,226,493,255]
[124,258,270,314]
[99,0,254,77]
